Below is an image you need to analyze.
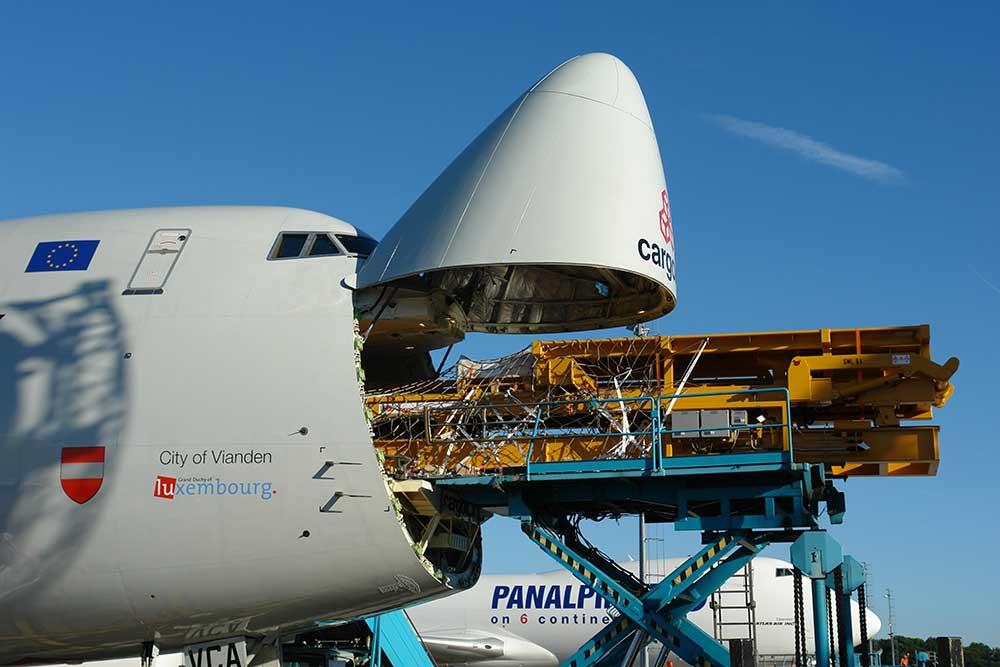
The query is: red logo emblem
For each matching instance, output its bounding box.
[658,188,673,249]
[153,475,177,500]
[60,446,105,504]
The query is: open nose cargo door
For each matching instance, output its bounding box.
[356,53,677,353]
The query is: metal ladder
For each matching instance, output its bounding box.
[710,563,757,659]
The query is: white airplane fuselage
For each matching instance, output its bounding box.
[0,207,480,663]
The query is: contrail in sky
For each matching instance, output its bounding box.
[972,268,1000,296]
[706,114,906,184]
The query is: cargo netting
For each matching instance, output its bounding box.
[365,337,767,479]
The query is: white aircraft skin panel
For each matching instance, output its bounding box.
[533,53,653,128]
[406,556,882,666]
[531,53,620,106]
[0,207,477,663]
[439,90,665,269]
[361,97,525,285]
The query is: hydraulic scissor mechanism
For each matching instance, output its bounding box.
[367,325,957,480]
[521,520,769,667]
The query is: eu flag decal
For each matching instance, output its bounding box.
[25,240,100,273]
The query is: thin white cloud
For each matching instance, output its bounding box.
[972,268,1000,297]
[706,114,906,184]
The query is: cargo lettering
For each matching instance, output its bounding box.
[637,238,675,281]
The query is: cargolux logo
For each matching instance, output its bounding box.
[154,475,177,499]
[637,188,675,281]
[658,188,673,248]
[378,574,423,595]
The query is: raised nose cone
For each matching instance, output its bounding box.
[534,53,653,128]
[359,52,675,336]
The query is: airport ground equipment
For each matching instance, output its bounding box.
[936,637,964,667]
[281,610,434,667]
[365,611,436,667]
[367,325,956,667]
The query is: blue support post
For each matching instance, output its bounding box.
[831,556,866,667]
[369,614,382,667]
[651,398,662,471]
[790,532,844,667]
[526,406,544,480]
[813,577,831,667]
[364,610,436,667]
[836,588,855,667]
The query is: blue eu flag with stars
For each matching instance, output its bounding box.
[25,240,100,273]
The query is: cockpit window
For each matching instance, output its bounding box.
[335,234,378,258]
[776,567,794,577]
[308,234,342,257]
[270,232,354,260]
[273,233,309,259]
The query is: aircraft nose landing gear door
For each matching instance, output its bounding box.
[123,229,191,295]
[355,53,678,354]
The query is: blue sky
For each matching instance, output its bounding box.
[1,1,997,645]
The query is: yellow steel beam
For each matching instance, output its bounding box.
[794,426,939,477]
[787,352,958,404]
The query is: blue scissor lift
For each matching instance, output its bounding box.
[430,400,870,667]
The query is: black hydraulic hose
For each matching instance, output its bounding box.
[859,583,871,667]
[793,571,805,667]
[827,586,836,664]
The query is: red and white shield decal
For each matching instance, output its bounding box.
[60,446,106,504]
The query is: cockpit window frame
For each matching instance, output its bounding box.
[268,232,345,261]
[306,233,343,257]
[334,233,378,259]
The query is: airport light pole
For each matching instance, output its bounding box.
[884,588,897,666]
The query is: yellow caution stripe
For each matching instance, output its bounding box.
[671,536,730,585]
